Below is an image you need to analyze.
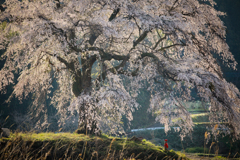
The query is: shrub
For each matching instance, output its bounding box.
[213,156,227,159]
[185,147,208,153]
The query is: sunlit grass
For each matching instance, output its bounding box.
[16,132,92,142]
[172,113,209,123]
[190,113,208,118]
[187,109,207,112]
[176,151,187,158]
[194,122,229,125]
[0,132,189,159]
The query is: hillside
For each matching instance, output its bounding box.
[0,132,187,160]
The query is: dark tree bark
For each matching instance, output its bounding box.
[70,54,100,135]
[68,8,123,135]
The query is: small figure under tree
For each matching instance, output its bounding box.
[164,139,169,151]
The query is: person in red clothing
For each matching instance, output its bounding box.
[164,139,169,151]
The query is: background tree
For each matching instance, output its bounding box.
[0,0,240,138]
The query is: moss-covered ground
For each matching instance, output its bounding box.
[0,132,188,160]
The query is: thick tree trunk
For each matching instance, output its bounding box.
[71,54,100,135]
[76,99,100,135]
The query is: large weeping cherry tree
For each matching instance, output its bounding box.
[0,0,240,138]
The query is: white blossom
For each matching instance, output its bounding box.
[0,0,240,138]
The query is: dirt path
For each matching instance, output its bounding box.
[185,154,213,160]
[185,153,239,160]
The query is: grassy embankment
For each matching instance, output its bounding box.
[0,132,188,160]
[131,106,240,159]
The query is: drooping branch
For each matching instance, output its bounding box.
[94,59,139,89]
[191,35,224,79]
[108,61,139,76]
[45,51,74,71]
[152,35,167,50]
[87,47,129,61]
[109,8,120,21]
[133,31,149,48]
[169,0,180,13]
[0,4,5,12]
[158,42,186,51]
[55,0,61,9]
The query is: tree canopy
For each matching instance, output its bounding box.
[0,0,240,139]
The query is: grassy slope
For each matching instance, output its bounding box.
[0,132,188,160]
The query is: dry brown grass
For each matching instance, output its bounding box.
[0,132,188,160]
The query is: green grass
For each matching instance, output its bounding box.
[193,122,229,125]
[190,113,208,118]
[15,132,93,142]
[172,113,209,123]
[0,132,189,160]
[212,156,227,159]
[185,147,209,153]
[191,113,209,123]
[187,109,208,112]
